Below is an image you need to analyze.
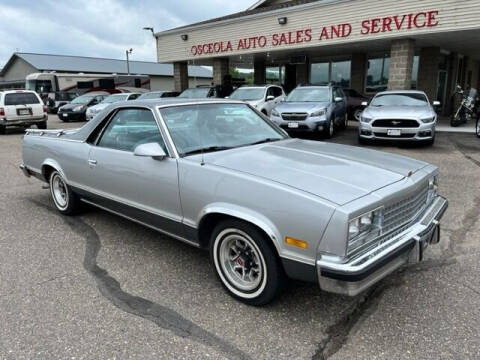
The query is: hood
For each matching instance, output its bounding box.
[60,103,87,111]
[88,103,110,112]
[201,139,427,205]
[364,105,434,119]
[274,102,329,114]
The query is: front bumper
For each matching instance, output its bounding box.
[359,121,436,141]
[317,195,448,296]
[271,115,327,132]
[58,111,85,121]
[0,115,47,126]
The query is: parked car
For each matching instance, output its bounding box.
[137,91,180,100]
[270,84,348,138]
[86,93,141,121]
[229,85,286,116]
[0,90,47,134]
[343,88,370,121]
[179,85,233,99]
[57,92,109,122]
[358,90,440,145]
[45,92,78,114]
[21,99,448,305]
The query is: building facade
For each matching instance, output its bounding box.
[155,0,480,114]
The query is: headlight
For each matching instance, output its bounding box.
[427,175,438,204]
[310,109,326,117]
[271,109,280,117]
[347,208,383,254]
[73,105,85,112]
[360,115,372,123]
[420,116,435,123]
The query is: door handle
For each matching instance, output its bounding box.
[88,159,97,166]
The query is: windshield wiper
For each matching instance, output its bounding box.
[247,138,283,146]
[182,146,234,156]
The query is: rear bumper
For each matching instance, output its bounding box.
[316,195,448,296]
[0,115,47,126]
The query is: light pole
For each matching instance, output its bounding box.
[125,48,133,75]
[143,27,154,36]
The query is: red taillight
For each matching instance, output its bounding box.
[43,106,48,113]
[0,108,4,117]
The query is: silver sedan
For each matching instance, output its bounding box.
[359,90,440,145]
[20,99,447,305]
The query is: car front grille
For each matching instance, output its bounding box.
[372,119,420,128]
[373,132,416,138]
[382,184,429,234]
[282,113,308,121]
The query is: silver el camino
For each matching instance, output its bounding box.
[20,99,448,305]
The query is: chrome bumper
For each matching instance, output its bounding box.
[0,115,47,126]
[317,195,448,296]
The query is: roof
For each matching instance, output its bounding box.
[158,0,320,34]
[1,53,212,78]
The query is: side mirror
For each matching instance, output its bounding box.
[334,97,343,103]
[134,142,167,160]
[266,95,275,101]
[432,100,441,107]
[361,101,369,107]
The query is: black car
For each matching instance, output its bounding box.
[57,93,108,122]
[343,88,370,121]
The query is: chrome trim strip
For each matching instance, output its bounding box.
[80,199,200,248]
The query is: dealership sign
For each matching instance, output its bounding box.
[190,10,439,56]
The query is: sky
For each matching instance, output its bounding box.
[0,0,254,67]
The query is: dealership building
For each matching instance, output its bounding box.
[155,0,480,115]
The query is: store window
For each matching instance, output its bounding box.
[266,66,281,84]
[366,56,390,93]
[310,60,351,87]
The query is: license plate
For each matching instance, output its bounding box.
[387,129,401,136]
[288,122,299,128]
[62,113,68,117]
[18,109,30,115]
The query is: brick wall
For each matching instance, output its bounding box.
[173,62,189,92]
[388,39,415,90]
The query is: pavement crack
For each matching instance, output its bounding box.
[312,280,400,360]
[29,199,251,360]
[462,283,480,296]
[452,138,480,168]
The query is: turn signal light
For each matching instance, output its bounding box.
[285,236,308,249]
[0,107,4,116]
[43,106,48,113]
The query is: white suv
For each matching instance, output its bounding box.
[0,90,47,134]
[229,85,286,116]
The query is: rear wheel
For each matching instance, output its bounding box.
[49,171,80,215]
[340,113,348,129]
[0,125,5,135]
[353,108,363,121]
[37,121,47,130]
[210,219,287,306]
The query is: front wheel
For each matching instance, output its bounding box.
[49,171,80,215]
[323,118,334,139]
[476,118,480,138]
[210,220,287,306]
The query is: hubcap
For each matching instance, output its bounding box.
[354,109,362,121]
[52,174,68,209]
[218,232,263,292]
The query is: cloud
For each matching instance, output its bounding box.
[0,0,253,66]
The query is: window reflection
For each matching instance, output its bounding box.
[310,60,351,87]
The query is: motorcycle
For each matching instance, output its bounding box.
[450,85,479,127]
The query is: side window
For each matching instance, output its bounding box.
[97,108,167,153]
[273,87,283,97]
[129,94,140,100]
[266,87,275,99]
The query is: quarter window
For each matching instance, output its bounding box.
[97,108,166,153]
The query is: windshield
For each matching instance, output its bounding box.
[286,88,330,102]
[159,103,287,156]
[102,95,129,104]
[178,88,211,98]
[371,93,428,106]
[71,95,94,105]
[138,92,164,100]
[230,88,265,101]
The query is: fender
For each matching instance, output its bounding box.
[197,202,283,255]
[41,158,67,182]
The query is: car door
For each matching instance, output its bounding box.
[85,107,184,236]
[264,87,276,115]
[333,88,346,122]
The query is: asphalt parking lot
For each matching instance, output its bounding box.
[1,115,479,359]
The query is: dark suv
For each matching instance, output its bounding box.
[270,84,348,138]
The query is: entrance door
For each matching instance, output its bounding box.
[436,70,448,114]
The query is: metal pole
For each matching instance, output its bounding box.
[126,50,130,75]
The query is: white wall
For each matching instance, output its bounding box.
[2,57,37,82]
